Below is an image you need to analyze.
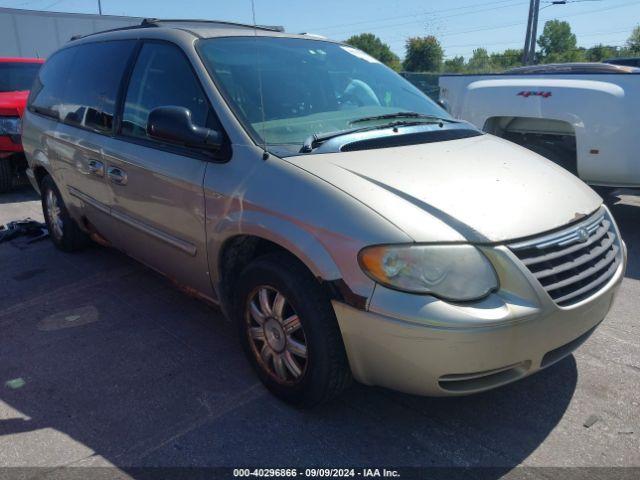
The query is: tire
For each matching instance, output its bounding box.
[0,159,13,193]
[40,175,90,252]
[235,252,352,406]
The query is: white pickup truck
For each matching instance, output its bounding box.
[439,63,640,190]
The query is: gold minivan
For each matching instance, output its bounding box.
[23,19,625,406]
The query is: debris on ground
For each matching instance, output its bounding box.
[5,378,26,390]
[0,218,48,245]
[583,414,601,428]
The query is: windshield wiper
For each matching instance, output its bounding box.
[349,111,458,125]
[301,127,366,153]
[300,120,437,153]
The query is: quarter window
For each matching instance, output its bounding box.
[29,47,76,120]
[121,42,210,141]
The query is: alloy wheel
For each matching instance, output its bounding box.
[46,189,64,240]
[245,286,308,384]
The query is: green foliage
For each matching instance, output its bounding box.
[393,21,638,75]
[465,48,491,73]
[585,44,620,62]
[627,25,640,55]
[490,49,523,71]
[443,56,466,73]
[345,33,401,70]
[403,36,444,72]
[537,20,577,63]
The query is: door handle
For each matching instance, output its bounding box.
[87,159,104,177]
[107,166,128,185]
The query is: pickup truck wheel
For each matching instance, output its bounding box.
[40,175,89,252]
[0,160,13,193]
[236,252,352,406]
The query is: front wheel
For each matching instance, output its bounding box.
[236,252,352,406]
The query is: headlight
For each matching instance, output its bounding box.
[0,117,21,136]
[359,244,498,301]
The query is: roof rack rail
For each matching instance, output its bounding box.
[69,17,284,42]
[140,18,284,32]
[69,21,154,41]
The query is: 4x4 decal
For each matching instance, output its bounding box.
[517,90,552,98]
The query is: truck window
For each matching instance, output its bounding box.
[0,63,41,93]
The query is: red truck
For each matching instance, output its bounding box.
[0,57,44,192]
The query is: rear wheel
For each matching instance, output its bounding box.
[40,175,89,252]
[0,160,13,193]
[236,252,352,406]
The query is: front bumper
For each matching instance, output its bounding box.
[334,242,626,396]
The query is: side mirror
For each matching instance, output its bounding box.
[147,106,222,150]
[437,99,449,112]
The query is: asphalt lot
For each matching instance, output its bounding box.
[0,186,639,478]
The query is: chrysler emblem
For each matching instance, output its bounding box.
[576,228,590,243]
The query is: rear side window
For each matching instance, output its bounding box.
[121,42,210,140]
[29,48,75,119]
[61,40,136,133]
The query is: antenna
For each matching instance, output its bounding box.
[250,0,269,160]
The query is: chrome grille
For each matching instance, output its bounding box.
[508,208,621,307]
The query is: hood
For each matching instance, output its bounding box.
[283,134,601,243]
[0,91,29,117]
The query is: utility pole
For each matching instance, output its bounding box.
[522,0,541,65]
[528,0,541,64]
[98,0,102,15]
[523,0,535,64]
[522,0,585,65]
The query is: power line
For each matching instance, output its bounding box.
[304,0,527,34]
[385,0,639,42]
[327,1,531,38]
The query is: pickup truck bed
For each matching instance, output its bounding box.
[439,64,640,188]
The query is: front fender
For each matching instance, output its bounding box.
[210,208,344,286]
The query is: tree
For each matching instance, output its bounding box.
[345,33,401,70]
[443,56,466,73]
[627,25,640,55]
[467,48,492,73]
[585,44,619,62]
[537,20,577,63]
[490,49,523,71]
[403,36,444,72]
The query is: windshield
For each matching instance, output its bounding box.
[198,37,452,149]
[0,62,41,93]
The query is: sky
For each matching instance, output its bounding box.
[0,0,638,59]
